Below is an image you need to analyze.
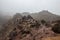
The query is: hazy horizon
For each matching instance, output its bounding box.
[0,0,60,15]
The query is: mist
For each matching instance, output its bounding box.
[0,0,60,15]
[0,0,60,40]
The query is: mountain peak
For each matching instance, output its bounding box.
[41,10,49,12]
[39,10,52,14]
[31,10,60,22]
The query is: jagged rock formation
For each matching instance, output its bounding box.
[0,12,60,40]
[21,12,30,16]
[0,13,22,40]
[4,15,57,40]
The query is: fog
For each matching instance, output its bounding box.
[0,0,60,15]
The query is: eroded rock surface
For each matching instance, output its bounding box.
[0,15,60,40]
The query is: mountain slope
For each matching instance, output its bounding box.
[31,10,60,22]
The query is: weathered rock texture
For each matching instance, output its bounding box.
[0,14,60,40]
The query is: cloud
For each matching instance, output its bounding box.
[0,0,60,15]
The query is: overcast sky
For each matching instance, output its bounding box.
[0,0,60,15]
